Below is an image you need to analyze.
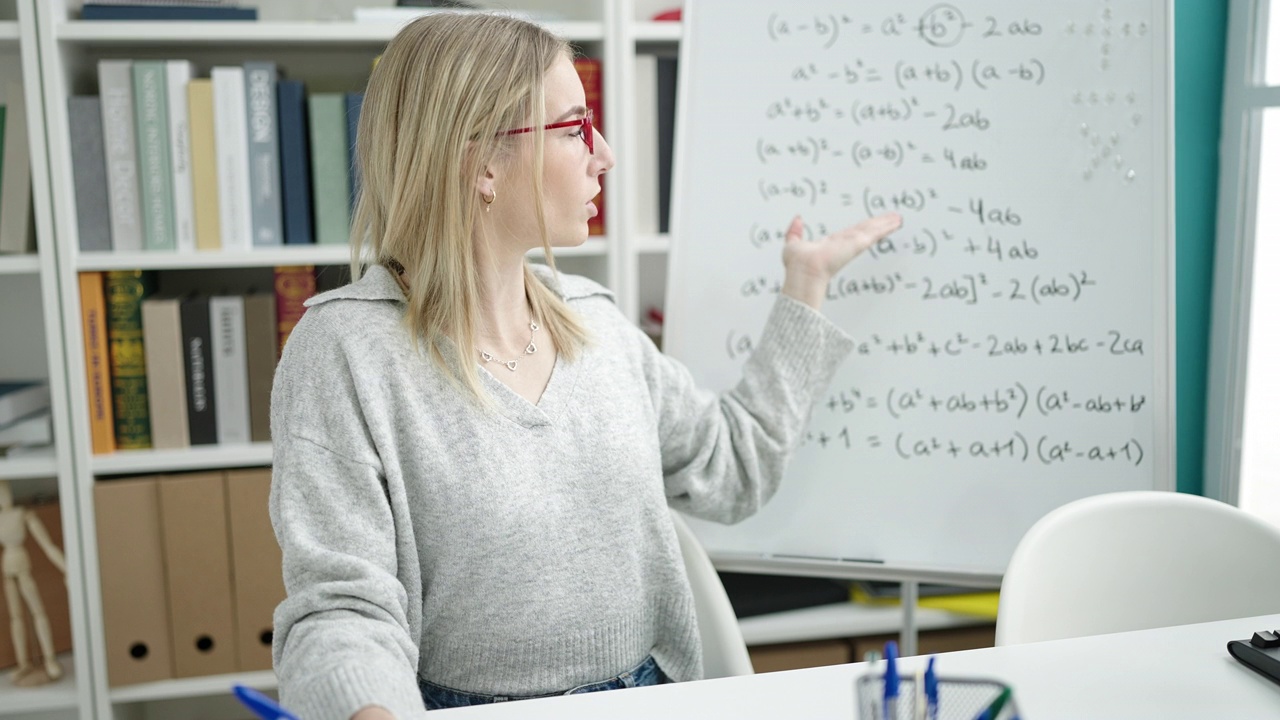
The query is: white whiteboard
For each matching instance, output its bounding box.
[665,0,1174,577]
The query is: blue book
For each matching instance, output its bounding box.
[276,80,313,245]
[81,5,258,21]
[344,91,364,213]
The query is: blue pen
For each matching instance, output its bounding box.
[883,640,900,720]
[924,656,939,720]
[233,684,302,720]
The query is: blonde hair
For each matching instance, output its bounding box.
[350,12,588,400]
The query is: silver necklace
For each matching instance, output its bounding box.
[479,320,539,372]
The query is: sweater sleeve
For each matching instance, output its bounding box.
[270,313,427,720]
[646,294,854,524]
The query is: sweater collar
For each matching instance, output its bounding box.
[303,262,614,308]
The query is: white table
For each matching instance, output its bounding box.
[441,614,1280,719]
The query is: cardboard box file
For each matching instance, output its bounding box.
[225,468,285,671]
[157,472,238,677]
[94,477,175,685]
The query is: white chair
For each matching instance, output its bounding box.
[996,490,1280,645]
[670,510,755,678]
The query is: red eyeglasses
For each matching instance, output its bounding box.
[501,109,594,154]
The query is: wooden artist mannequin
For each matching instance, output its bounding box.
[0,480,64,686]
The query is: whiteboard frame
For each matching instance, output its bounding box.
[667,0,1178,584]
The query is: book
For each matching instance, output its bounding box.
[307,93,350,245]
[632,54,659,236]
[79,272,116,453]
[344,91,364,214]
[212,66,252,250]
[68,96,113,251]
[0,382,51,427]
[0,410,53,447]
[180,295,217,445]
[273,266,315,359]
[105,269,157,449]
[276,79,313,245]
[209,295,251,444]
[81,5,258,20]
[656,56,677,234]
[187,78,221,250]
[140,295,189,449]
[243,292,275,442]
[132,61,176,251]
[0,81,32,254]
[573,58,604,236]
[244,61,283,247]
[99,60,144,252]
[166,60,196,252]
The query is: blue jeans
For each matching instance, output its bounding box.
[419,656,670,709]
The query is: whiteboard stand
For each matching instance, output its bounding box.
[712,553,1001,658]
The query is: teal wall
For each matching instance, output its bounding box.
[1175,0,1230,495]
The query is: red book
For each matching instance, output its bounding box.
[274,265,316,359]
[574,57,605,236]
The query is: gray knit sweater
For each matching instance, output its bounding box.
[269,264,853,719]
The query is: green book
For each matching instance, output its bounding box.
[133,61,176,250]
[307,93,350,245]
[106,270,157,449]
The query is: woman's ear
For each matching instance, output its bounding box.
[475,166,497,201]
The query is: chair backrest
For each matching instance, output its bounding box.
[996,490,1280,645]
[670,510,755,678]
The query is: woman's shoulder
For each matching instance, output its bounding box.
[284,266,407,355]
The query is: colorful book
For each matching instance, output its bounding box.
[344,91,364,213]
[68,96,113,252]
[187,78,221,250]
[132,61,176,251]
[140,295,189,449]
[79,272,115,453]
[243,292,275,442]
[656,56,678,234]
[105,269,156,449]
[274,266,315,359]
[0,80,32,253]
[166,60,196,252]
[632,54,660,236]
[244,61,283,247]
[180,295,217,445]
[573,58,604,236]
[277,79,313,245]
[98,60,144,252]
[212,67,252,250]
[307,94,350,245]
[209,295,250,444]
[81,5,258,20]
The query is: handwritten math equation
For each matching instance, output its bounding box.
[766,7,1049,50]
[723,328,1146,362]
[738,269,1097,306]
[819,382,1146,420]
[798,428,1146,467]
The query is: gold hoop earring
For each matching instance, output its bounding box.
[483,189,496,212]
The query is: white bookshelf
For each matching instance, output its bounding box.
[0,253,41,273]
[30,1,642,717]
[2,2,95,719]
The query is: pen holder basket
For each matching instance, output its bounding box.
[854,673,1021,720]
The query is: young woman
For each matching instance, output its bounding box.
[269,12,902,720]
